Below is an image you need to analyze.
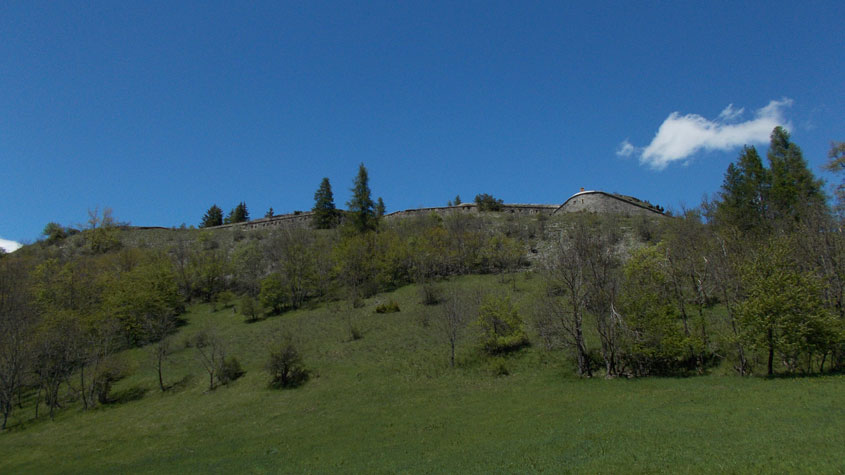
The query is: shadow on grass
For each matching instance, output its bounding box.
[110,386,148,404]
[167,374,195,393]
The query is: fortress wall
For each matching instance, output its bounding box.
[556,191,662,216]
[204,192,661,232]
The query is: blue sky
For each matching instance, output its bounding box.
[2,1,843,250]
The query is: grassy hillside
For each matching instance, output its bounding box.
[2,274,843,473]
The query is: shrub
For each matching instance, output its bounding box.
[267,343,309,388]
[259,273,288,314]
[218,357,244,385]
[375,300,400,313]
[420,282,442,305]
[476,295,528,354]
[214,290,236,311]
[240,295,262,322]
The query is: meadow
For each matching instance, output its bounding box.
[2,275,843,473]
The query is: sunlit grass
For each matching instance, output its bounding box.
[2,275,843,473]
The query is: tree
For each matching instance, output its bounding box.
[436,288,474,367]
[266,339,308,388]
[376,197,386,219]
[144,312,175,392]
[475,193,503,212]
[0,256,36,428]
[824,141,845,216]
[476,295,528,354]
[767,127,826,226]
[713,146,770,233]
[265,207,275,218]
[192,327,226,390]
[539,218,593,377]
[42,222,68,244]
[347,163,376,233]
[224,202,249,224]
[200,205,223,228]
[738,239,840,376]
[312,177,338,229]
[454,195,462,206]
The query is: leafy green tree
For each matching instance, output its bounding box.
[347,164,376,233]
[476,295,528,354]
[42,222,68,244]
[619,244,697,376]
[225,202,249,224]
[312,177,338,229]
[738,239,840,376]
[259,273,288,314]
[200,205,223,228]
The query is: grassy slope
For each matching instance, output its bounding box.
[2,275,843,473]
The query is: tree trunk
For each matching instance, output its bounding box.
[767,327,774,377]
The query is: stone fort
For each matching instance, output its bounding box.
[208,189,665,231]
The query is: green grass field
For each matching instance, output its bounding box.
[2,275,843,473]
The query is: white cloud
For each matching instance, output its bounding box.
[0,238,22,253]
[627,98,792,170]
[717,104,744,122]
[616,139,636,157]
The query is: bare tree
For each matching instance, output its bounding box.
[435,288,475,367]
[540,220,592,377]
[0,257,36,429]
[192,327,226,391]
[145,313,176,392]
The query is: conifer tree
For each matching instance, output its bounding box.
[265,207,274,218]
[767,127,825,224]
[376,197,386,218]
[224,202,249,224]
[200,205,223,228]
[347,164,376,233]
[312,177,338,229]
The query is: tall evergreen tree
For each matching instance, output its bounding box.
[714,146,770,232]
[200,205,223,228]
[312,177,338,229]
[225,202,249,224]
[376,197,386,219]
[347,164,376,233]
[767,126,825,224]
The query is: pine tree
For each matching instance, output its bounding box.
[767,127,825,224]
[347,164,376,233]
[225,202,249,224]
[312,177,338,229]
[714,146,770,232]
[201,205,223,228]
[376,197,386,218]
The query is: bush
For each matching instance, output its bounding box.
[92,357,128,404]
[375,300,400,313]
[267,343,309,388]
[259,273,288,314]
[214,290,236,311]
[218,357,244,385]
[420,282,442,305]
[240,295,262,322]
[476,295,529,354]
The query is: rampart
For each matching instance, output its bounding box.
[554,190,664,216]
[204,190,663,231]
